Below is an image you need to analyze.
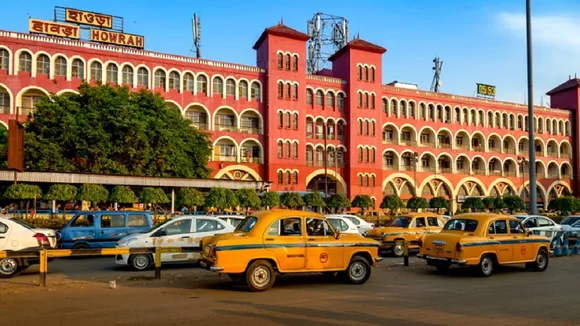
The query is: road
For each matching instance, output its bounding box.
[1,256,579,325]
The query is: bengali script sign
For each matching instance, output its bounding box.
[90,29,144,49]
[29,18,80,39]
[65,8,113,28]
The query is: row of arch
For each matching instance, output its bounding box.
[356,63,376,83]
[306,87,346,110]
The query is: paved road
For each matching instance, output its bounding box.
[1,256,579,325]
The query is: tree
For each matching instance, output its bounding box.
[139,187,170,217]
[77,184,109,209]
[44,184,77,219]
[236,188,261,212]
[503,195,526,214]
[482,197,495,211]
[406,196,429,212]
[547,196,579,216]
[380,195,404,215]
[0,128,7,169]
[493,197,506,211]
[3,184,43,218]
[109,186,138,209]
[462,197,484,212]
[261,191,280,209]
[303,192,326,212]
[326,193,351,212]
[176,188,205,213]
[23,83,212,178]
[429,197,449,214]
[280,192,304,209]
[351,195,373,213]
[205,187,238,212]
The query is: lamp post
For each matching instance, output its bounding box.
[413,152,419,196]
[526,0,538,214]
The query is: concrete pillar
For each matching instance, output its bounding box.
[51,200,56,214]
[114,202,118,210]
[171,188,175,214]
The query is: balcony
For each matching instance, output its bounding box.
[489,170,502,176]
[383,138,397,145]
[215,155,237,162]
[456,169,469,174]
[503,148,516,155]
[383,164,396,170]
[400,140,417,147]
[0,106,9,114]
[455,144,469,151]
[547,152,559,158]
[489,147,501,154]
[240,157,260,164]
[439,167,453,174]
[503,171,517,177]
[562,173,571,179]
[315,133,324,140]
[20,106,35,116]
[472,145,485,152]
[419,166,435,173]
[419,141,435,148]
[439,142,452,149]
[471,169,485,176]
[215,123,237,132]
[401,165,414,172]
[191,122,209,130]
[240,126,262,134]
[535,151,543,157]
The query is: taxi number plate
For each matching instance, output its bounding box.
[203,246,211,256]
[434,244,444,254]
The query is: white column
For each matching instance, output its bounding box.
[171,189,175,214]
[51,200,56,214]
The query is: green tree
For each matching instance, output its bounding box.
[261,191,280,209]
[303,192,326,212]
[0,128,7,169]
[493,197,506,211]
[44,184,77,219]
[503,195,526,214]
[380,195,404,215]
[139,187,170,217]
[23,83,212,177]
[351,195,373,213]
[236,188,261,212]
[326,193,351,212]
[406,196,429,212]
[205,187,238,212]
[3,184,43,218]
[176,188,205,213]
[280,192,305,209]
[482,197,495,211]
[462,197,484,212]
[429,196,449,214]
[547,196,580,216]
[77,184,109,209]
[109,186,138,208]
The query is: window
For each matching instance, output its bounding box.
[251,82,260,100]
[197,75,208,94]
[537,218,553,227]
[18,52,32,73]
[427,217,440,227]
[169,71,180,90]
[277,53,283,70]
[212,77,223,95]
[292,54,298,71]
[101,214,126,228]
[286,171,291,184]
[54,57,67,77]
[128,214,148,227]
[329,219,349,232]
[370,67,375,82]
[488,220,508,234]
[162,219,191,235]
[278,112,283,128]
[327,93,335,108]
[122,66,134,85]
[106,64,118,83]
[70,214,95,227]
[238,80,248,98]
[71,59,84,79]
[286,83,291,99]
[154,70,166,88]
[337,93,344,109]
[292,172,298,184]
[306,218,334,236]
[292,113,298,129]
[371,121,376,136]
[371,94,375,109]
[358,147,363,162]
[292,84,298,100]
[509,220,524,234]
[364,67,369,81]
[358,120,363,135]
[183,73,194,92]
[36,54,50,75]
[285,141,291,158]
[357,65,362,81]
[90,62,102,82]
[268,217,302,236]
[0,49,8,71]
[358,175,363,186]
[226,79,235,96]
[0,222,6,233]
[285,54,291,71]
[137,68,149,87]
[414,217,426,228]
[278,171,283,183]
[286,112,291,128]
[277,141,283,158]
[315,91,323,106]
[195,219,224,232]
[293,142,298,158]
[443,219,478,232]
[364,93,369,108]
[358,92,363,108]
[306,89,313,105]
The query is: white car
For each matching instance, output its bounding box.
[326,216,360,234]
[216,215,245,228]
[513,215,563,246]
[115,215,235,270]
[325,214,374,235]
[0,216,57,278]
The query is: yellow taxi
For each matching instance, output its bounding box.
[199,209,382,292]
[365,212,446,257]
[417,213,550,277]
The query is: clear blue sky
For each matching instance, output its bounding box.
[4,0,580,105]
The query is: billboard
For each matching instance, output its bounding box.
[90,29,144,49]
[29,18,80,39]
[65,8,113,29]
[476,83,496,98]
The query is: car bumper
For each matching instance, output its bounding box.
[115,254,130,266]
[199,260,224,272]
[417,254,467,264]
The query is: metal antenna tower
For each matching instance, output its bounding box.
[307,13,348,74]
[189,13,201,58]
[430,57,443,92]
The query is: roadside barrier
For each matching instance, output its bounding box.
[0,246,200,288]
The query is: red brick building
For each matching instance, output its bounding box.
[0,23,575,212]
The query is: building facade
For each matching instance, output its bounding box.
[0,23,575,212]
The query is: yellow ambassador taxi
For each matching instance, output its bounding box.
[417,213,550,277]
[199,209,382,292]
[365,212,446,257]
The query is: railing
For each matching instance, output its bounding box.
[401,165,414,171]
[562,173,571,179]
[547,152,559,158]
[456,169,470,174]
[306,74,347,84]
[419,141,435,148]
[489,170,502,176]
[547,173,560,179]
[19,106,35,116]
[240,157,261,164]
[472,169,485,175]
[215,155,237,162]
[240,126,262,134]
[383,138,397,145]
[439,168,453,174]
[191,122,209,130]
[399,140,417,147]
[503,148,516,155]
[455,145,469,151]
[503,171,517,177]
[473,146,485,152]
[419,166,436,172]
[214,124,237,132]
[306,132,313,139]
[0,106,10,114]
[306,160,313,166]
[489,147,501,153]
[438,142,452,149]
[315,133,324,139]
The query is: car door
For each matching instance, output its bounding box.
[509,220,535,261]
[194,218,228,257]
[98,213,128,248]
[535,217,557,242]
[0,221,10,249]
[264,216,306,271]
[488,219,512,263]
[127,213,150,235]
[153,218,195,263]
[305,217,343,270]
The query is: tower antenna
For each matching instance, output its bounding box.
[189,13,202,58]
[430,57,443,92]
[306,13,348,74]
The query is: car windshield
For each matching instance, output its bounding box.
[443,219,479,232]
[560,216,580,225]
[230,218,243,228]
[10,218,35,230]
[235,216,258,233]
[389,216,411,228]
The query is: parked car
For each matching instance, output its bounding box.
[200,209,382,292]
[0,216,57,278]
[59,211,153,249]
[115,215,235,270]
[512,215,562,246]
[326,216,360,234]
[418,213,550,277]
[325,214,374,235]
[216,215,245,228]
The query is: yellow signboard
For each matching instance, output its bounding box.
[90,29,144,49]
[477,83,496,97]
[29,18,81,39]
[65,8,113,29]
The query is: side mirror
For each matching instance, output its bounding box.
[335,231,341,240]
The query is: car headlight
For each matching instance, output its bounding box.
[117,237,137,247]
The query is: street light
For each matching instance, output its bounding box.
[526,0,538,214]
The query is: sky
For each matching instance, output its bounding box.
[3,0,580,105]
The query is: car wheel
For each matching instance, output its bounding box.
[0,258,21,278]
[72,243,89,250]
[245,260,276,292]
[478,254,495,277]
[129,254,152,271]
[435,263,451,273]
[532,248,549,272]
[342,256,371,285]
[392,243,405,257]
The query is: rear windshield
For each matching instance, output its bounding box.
[10,218,35,230]
[235,217,257,233]
[389,216,411,228]
[561,216,580,225]
[444,219,478,232]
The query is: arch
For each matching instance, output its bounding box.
[164,99,182,111]
[55,89,79,96]
[436,152,453,173]
[14,48,34,74]
[0,82,15,114]
[502,157,518,177]
[51,53,69,79]
[471,131,486,151]
[559,139,571,158]
[305,169,347,195]
[519,181,548,207]
[455,154,471,174]
[535,160,547,177]
[560,161,572,178]
[546,180,572,199]
[382,173,416,196]
[382,149,400,170]
[546,160,560,179]
[239,108,264,134]
[502,134,517,154]
[213,105,239,130]
[213,164,262,181]
[0,45,13,74]
[436,127,453,149]
[455,177,488,198]
[487,178,518,196]
[183,102,211,130]
[239,137,264,163]
[212,135,239,148]
[418,174,454,199]
[15,86,50,115]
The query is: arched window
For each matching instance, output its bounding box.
[337,93,345,110]
[292,84,298,100]
[293,142,298,159]
[122,66,134,85]
[154,70,166,88]
[292,171,298,184]
[364,120,370,135]
[225,79,235,97]
[238,80,248,98]
[327,92,335,108]
[292,113,298,129]
[306,89,313,105]
[285,54,291,71]
[285,112,291,128]
[169,71,180,90]
[277,171,283,183]
[106,63,118,83]
[277,82,284,99]
[278,111,284,128]
[364,175,369,187]
[285,141,291,158]
[251,82,260,100]
[277,141,283,158]
[358,120,363,135]
[371,175,376,187]
[370,67,375,82]
[277,53,283,69]
[358,92,363,108]
[197,75,208,94]
[371,148,376,163]
[358,148,363,162]
[212,77,223,95]
[365,148,370,163]
[285,83,291,99]
[71,59,84,79]
[364,93,369,108]
[357,65,362,81]
[358,175,363,186]
[137,67,149,87]
[183,73,194,92]
[371,121,376,136]
[286,171,291,184]
[371,94,375,109]
[36,54,50,75]
[315,90,324,106]
[18,52,32,72]
[90,62,102,82]
[292,55,298,71]
[364,67,369,81]
[54,56,67,77]
[0,49,9,71]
